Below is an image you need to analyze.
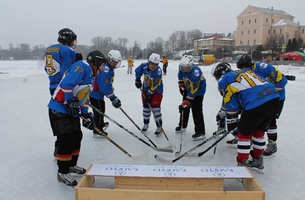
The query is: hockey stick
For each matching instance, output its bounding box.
[175,110,184,156]
[187,130,232,157]
[119,107,160,148]
[90,104,173,153]
[154,130,232,164]
[81,115,136,159]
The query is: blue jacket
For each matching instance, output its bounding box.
[253,62,287,100]
[135,62,163,95]
[48,60,94,116]
[178,64,206,101]
[44,43,76,90]
[218,68,280,116]
[90,64,117,101]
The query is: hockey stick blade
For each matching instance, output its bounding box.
[154,155,174,164]
[187,130,232,157]
[155,131,223,164]
[153,146,174,153]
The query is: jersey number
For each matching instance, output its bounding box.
[45,55,56,75]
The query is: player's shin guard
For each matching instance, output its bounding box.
[252,130,265,159]
[237,132,252,164]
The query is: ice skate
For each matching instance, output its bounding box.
[263,140,277,158]
[175,126,186,133]
[192,132,206,141]
[141,124,149,132]
[226,136,238,148]
[155,127,162,137]
[57,173,77,187]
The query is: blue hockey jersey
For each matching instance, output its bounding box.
[178,64,206,101]
[218,68,280,116]
[90,64,117,101]
[135,62,163,95]
[48,60,94,116]
[253,62,287,100]
[44,43,76,90]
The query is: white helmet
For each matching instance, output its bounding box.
[180,55,194,71]
[108,50,122,63]
[148,53,161,64]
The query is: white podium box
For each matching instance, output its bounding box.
[75,164,265,200]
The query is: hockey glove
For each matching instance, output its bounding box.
[179,100,190,112]
[178,81,187,96]
[216,109,227,129]
[66,97,80,116]
[135,78,142,89]
[82,113,95,130]
[144,94,152,104]
[111,97,121,108]
[75,53,83,61]
[226,115,238,132]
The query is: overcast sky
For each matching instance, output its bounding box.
[1,0,305,49]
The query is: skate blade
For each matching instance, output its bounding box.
[248,167,264,174]
[193,136,206,141]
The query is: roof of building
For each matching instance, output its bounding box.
[273,19,299,27]
[251,6,294,18]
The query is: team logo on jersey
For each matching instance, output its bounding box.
[193,69,200,77]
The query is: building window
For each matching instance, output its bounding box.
[302,29,304,34]
[280,29,282,33]
[272,19,274,23]
[254,40,256,45]
[247,40,250,45]
[249,20,251,24]
[242,21,244,25]
[240,41,243,45]
[254,29,256,34]
[248,30,250,34]
[268,30,271,34]
[254,19,257,23]
[241,31,243,35]
[273,29,276,34]
[266,18,268,23]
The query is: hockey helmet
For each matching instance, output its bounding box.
[57,28,77,46]
[86,50,106,68]
[236,54,253,68]
[148,53,161,64]
[212,62,232,80]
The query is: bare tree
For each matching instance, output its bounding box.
[166,32,179,57]
[147,37,164,56]
[176,31,187,51]
[186,29,203,49]
[264,33,281,56]
[117,38,128,58]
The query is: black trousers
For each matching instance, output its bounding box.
[90,97,106,130]
[179,95,206,134]
[49,109,83,174]
[238,98,279,135]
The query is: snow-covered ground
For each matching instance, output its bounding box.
[0,59,304,200]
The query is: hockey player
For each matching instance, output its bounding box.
[252,58,287,157]
[127,55,134,74]
[90,50,123,137]
[48,50,106,186]
[161,56,169,75]
[176,55,207,141]
[44,28,82,158]
[212,58,280,173]
[135,53,164,136]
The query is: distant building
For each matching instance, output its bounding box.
[193,33,234,56]
[235,5,305,50]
